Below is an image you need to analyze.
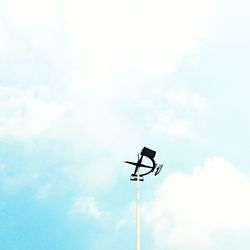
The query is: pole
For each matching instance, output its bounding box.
[136,170,140,250]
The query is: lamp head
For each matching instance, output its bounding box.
[124,147,164,181]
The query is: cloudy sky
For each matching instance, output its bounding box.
[1,0,250,249]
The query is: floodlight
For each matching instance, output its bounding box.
[155,164,163,176]
[141,147,156,159]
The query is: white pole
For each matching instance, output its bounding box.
[136,170,140,250]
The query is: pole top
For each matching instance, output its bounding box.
[124,146,164,181]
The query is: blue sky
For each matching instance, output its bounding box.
[1,0,250,249]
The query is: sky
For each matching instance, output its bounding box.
[0,0,250,249]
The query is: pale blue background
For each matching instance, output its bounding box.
[1,0,250,249]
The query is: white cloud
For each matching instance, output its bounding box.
[148,90,208,140]
[165,90,208,116]
[5,0,211,77]
[144,157,250,249]
[0,23,9,54]
[1,0,212,144]
[70,196,110,221]
[64,0,211,79]
[0,86,64,140]
[0,0,212,197]
[7,0,60,27]
[150,110,194,139]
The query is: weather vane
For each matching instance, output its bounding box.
[124,147,163,250]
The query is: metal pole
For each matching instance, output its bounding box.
[136,170,140,250]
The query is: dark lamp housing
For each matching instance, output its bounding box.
[140,147,156,160]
